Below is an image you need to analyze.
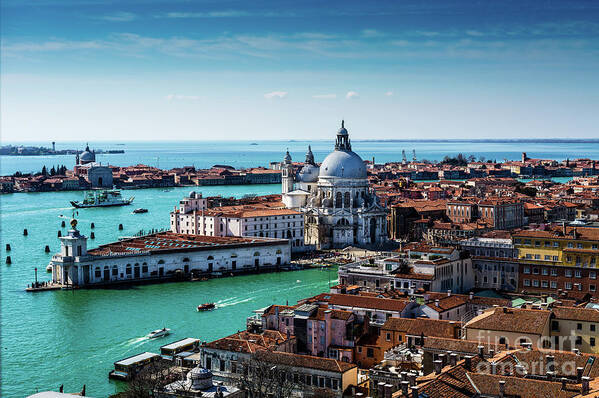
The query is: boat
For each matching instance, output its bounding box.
[132,208,148,214]
[71,190,134,208]
[197,303,216,312]
[148,328,170,339]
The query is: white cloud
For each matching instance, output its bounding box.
[345,91,359,99]
[98,12,137,22]
[264,91,287,99]
[166,94,200,101]
[312,94,336,99]
[385,91,393,96]
[361,29,384,38]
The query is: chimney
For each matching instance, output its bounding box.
[489,348,495,358]
[449,353,458,366]
[561,378,567,390]
[401,381,410,396]
[400,371,408,382]
[546,371,555,381]
[576,367,583,383]
[409,373,417,386]
[515,364,526,377]
[433,360,443,375]
[384,383,393,398]
[469,291,474,300]
[499,380,506,397]
[438,353,446,367]
[491,362,497,375]
[464,355,473,371]
[435,299,440,307]
[447,290,451,297]
[378,382,385,397]
[546,355,555,373]
[411,386,419,398]
[582,376,590,394]
[478,345,485,358]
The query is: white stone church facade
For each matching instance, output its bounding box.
[281,121,387,249]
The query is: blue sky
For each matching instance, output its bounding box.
[2,0,599,141]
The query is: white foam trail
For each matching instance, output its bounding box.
[216,297,254,308]
[125,336,149,347]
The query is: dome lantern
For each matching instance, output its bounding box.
[335,120,351,151]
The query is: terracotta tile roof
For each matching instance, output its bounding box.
[310,293,410,313]
[465,307,551,335]
[425,295,468,312]
[497,349,599,379]
[382,317,462,339]
[254,350,356,373]
[423,337,504,356]
[552,306,599,323]
[467,373,582,398]
[204,330,291,354]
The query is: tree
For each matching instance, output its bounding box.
[114,360,181,398]
[237,354,300,398]
[41,166,48,176]
[50,166,56,176]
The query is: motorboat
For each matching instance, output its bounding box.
[132,208,148,214]
[148,328,171,338]
[197,303,216,312]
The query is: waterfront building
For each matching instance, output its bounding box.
[281,121,388,249]
[170,191,306,252]
[260,303,363,362]
[49,221,291,287]
[73,144,113,188]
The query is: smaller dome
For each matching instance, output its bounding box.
[187,366,213,390]
[284,149,292,164]
[297,164,320,183]
[80,144,95,163]
[189,191,197,198]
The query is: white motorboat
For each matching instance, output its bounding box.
[148,327,171,339]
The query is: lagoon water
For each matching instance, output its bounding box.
[3,139,599,175]
[0,184,343,397]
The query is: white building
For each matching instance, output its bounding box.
[49,219,291,287]
[282,121,387,249]
[170,192,306,251]
[73,144,113,188]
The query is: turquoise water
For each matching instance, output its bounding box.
[3,140,599,175]
[0,185,338,397]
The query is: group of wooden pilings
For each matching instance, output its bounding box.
[6,220,124,264]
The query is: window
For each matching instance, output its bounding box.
[591,325,596,332]
[575,270,582,278]
[535,241,541,247]
[553,242,559,247]
[386,333,391,341]
[542,280,548,288]
[551,268,558,276]
[576,336,582,345]
[577,323,583,330]
[591,272,597,279]
[112,266,118,276]
[591,285,596,292]
[366,348,374,358]
[95,267,101,278]
[523,267,531,274]
[568,243,574,248]
[523,279,531,287]
[542,268,549,275]
[533,280,539,287]
[553,256,559,262]
[591,338,596,347]
[551,281,558,289]
[533,268,539,275]
[544,255,551,261]
[578,243,583,249]
[565,270,572,277]
[565,282,573,290]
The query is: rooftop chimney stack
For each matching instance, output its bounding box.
[478,345,485,358]
[449,353,458,366]
[411,386,419,398]
[499,380,506,397]
[401,381,409,396]
[582,376,590,394]
[577,367,584,383]
[433,360,443,375]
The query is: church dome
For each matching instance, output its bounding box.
[80,144,95,163]
[187,366,213,390]
[297,164,320,183]
[320,150,367,179]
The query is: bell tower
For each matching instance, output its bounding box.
[282,149,294,194]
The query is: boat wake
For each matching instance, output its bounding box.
[216,297,254,308]
[124,336,149,347]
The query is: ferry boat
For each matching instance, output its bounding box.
[148,328,170,339]
[197,303,215,312]
[132,208,148,214]
[70,190,134,208]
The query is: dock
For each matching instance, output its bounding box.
[25,282,63,292]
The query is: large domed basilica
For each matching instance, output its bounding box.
[282,121,387,249]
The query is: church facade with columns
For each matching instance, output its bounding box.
[281,121,388,249]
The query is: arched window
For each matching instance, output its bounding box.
[230,253,237,258]
[126,264,132,275]
[253,252,260,256]
[344,192,350,208]
[112,265,118,276]
[158,259,165,264]
[182,257,190,262]
[287,230,292,239]
[276,249,282,254]
[335,192,342,208]
[207,256,214,260]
